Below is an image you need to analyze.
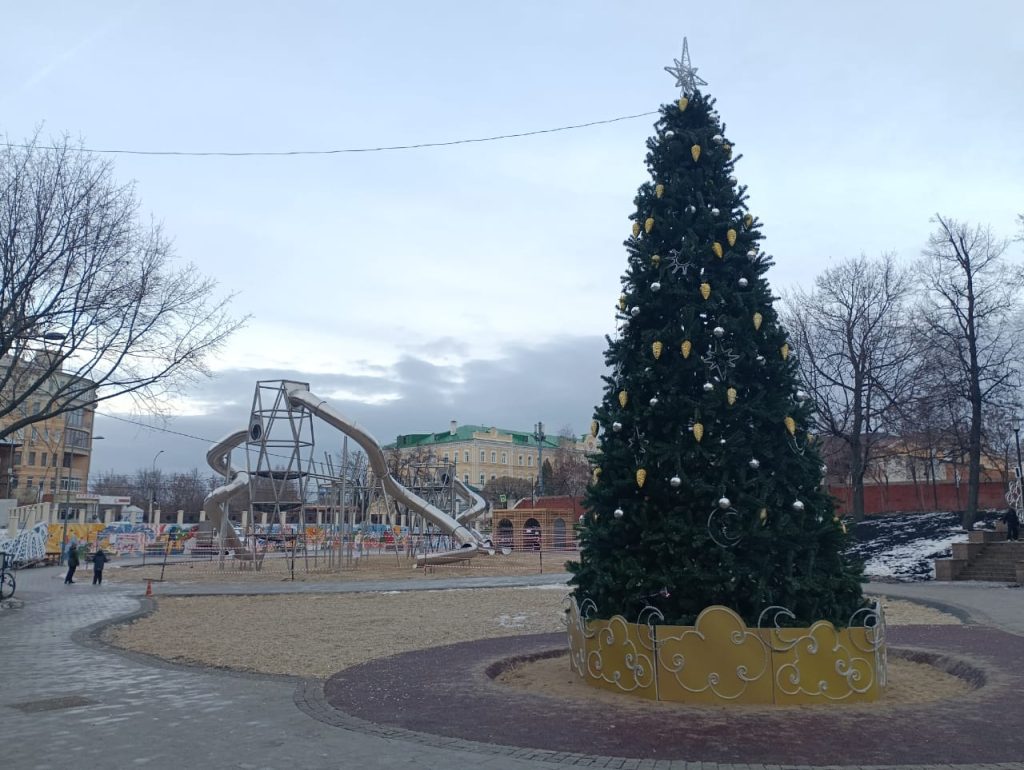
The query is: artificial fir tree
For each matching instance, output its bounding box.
[569,42,865,628]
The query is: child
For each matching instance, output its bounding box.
[92,547,109,585]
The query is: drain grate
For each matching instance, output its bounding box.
[10,695,96,713]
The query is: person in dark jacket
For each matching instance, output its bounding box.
[92,548,109,585]
[64,542,80,584]
[1003,507,1020,541]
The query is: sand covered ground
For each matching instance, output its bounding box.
[103,550,564,584]
[106,588,957,680]
[496,653,970,709]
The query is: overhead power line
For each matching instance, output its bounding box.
[2,110,658,158]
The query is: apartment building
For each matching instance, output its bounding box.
[0,358,99,506]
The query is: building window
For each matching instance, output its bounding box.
[442,453,449,463]
[463,474,469,484]
[528,455,534,466]
[66,409,85,428]
[31,427,40,441]
[490,451,496,463]
[51,453,58,467]
[61,477,81,492]
[479,473,485,485]
[480,450,485,462]
[490,474,496,481]
[13,451,21,466]
[464,450,470,463]
[49,478,57,491]
[27,451,36,466]
[32,401,41,415]
[518,454,523,466]
[63,452,72,468]
[501,452,507,464]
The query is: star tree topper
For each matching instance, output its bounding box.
[664,38,707,96]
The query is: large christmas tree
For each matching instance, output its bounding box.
[569,42,865,628]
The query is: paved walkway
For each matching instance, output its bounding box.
[2,566,1023,769]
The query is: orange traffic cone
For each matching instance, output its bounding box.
[145,579,153,597]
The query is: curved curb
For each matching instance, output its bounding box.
[72,593,305,688]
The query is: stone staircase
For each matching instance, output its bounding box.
[935,528,1024,583]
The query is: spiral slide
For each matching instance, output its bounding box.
[202,429,253,557]
[286,386,495,565]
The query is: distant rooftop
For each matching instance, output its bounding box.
[388,423,560,450]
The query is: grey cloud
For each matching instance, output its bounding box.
[92,336,607,475]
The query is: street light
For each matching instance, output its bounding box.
[533,421,546,497]
[58,433,104,565]
[1011,417,1022,485]
[149,449,164,525]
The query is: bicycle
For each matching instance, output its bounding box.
[0,551,15,600]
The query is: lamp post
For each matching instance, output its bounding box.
[1011,417,1022,488]
[57,428,104,565]
[533,421,546,497]
[149,449,164,525]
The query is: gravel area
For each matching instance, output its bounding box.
[106,588,957,680]
[103,551,569,583]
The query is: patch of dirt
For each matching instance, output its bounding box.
[105,587,959,680]
[495,653,972,709]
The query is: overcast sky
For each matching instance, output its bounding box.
[3,1,1021,474]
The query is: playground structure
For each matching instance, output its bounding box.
[202,380,499,567]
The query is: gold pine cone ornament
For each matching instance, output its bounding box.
[692,422,704,442]
[753,312,763,331]
[590,420,599,438]
[691,144,701,162]
[700,282,711,300]
[644,217,655,234]
[727,228,737,247]
[618,390,628,408]
[652,341,664,360]
[711,242,724,259]
[784,416,797,435]
[680,340,692,359]
[678,97,689,111]
[631,222,641,237]
[727,387,737,405]
[636,468,647,488]
[655,183,665,198]
[781,343,790,360]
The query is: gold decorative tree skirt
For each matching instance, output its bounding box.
[566,598,886,705]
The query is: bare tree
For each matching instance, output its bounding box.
[785,254,918,520]
[919,215,1024,528]
[548,425,592,511]
[483,475,533,508]
[0,134,245,441]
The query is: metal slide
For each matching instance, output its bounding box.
[202,429,253,558]
[286,386,494,565]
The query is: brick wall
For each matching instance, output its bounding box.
[830,480,1009,515]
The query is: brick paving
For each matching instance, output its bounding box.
[3,565,1024,769]
[320,626,1023,765]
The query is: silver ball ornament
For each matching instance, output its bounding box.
[796,390,809,401]
[703,382,714,392]
[711,207,720,216]
[748,458,760,470]
[738,278,749,288]
[630,306,640,317]
[756,355,766,365]
[713,326,725,338]
[685,204,697,214]
[792,500,805,512]
[649,396,659,406]
[728,175,737,184]
[612,421,622,432]
[747,249,757,259]
[719,438,726,445]
[820,464,828,475]
[712,134,724,144]
[718,496,731,509]
[670,476,681,488]
[613,508,624,519]
[651,282,661,293]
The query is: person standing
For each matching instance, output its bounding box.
[64,542,80,584]
[92,547,109,585]
[1003,507,1020,541]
